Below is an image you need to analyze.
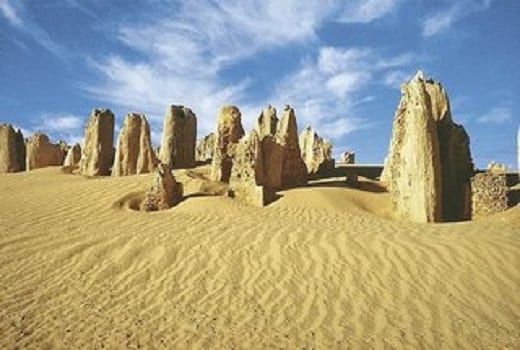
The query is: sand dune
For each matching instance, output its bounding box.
[0,167,519,349]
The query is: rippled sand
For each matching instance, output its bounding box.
[0,166,519,349]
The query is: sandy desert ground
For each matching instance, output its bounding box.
[0,166,519,349]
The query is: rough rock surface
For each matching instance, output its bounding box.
[141,163,183,211]
[338,151,355,164]
[26,133,67,170]
[471,172,509,219]
[254,105,278,138]
[112,113,158,176]
[195,132,215,163]
[159,105,197,169]
[487,161,507,174]
[228,131,276,206]
[63,143,81,167]
[210,105,245,182]
[0,124,25,173]
[382,71,473,223]
[276,105,308,188]
[80,108,115,176]
[299,126,335,176]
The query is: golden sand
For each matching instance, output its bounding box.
[0,166,519,349]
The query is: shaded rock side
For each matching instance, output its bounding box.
[141,163,183,211]
[195,132,215,163]
[338,151,355,164]
[63,143,81,167]
[80,108,115,176]
[112,113,158,176]
[159,105,197,169]
[0,124,25,173]
[471,172,509,219]
[210,105,245,182]
[26,132,67,170]
[382,71,473,223]
[276,105,308,188]
[254,105,278,138]
[299,126,335,176]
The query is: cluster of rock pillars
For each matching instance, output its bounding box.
[0,71,517,221]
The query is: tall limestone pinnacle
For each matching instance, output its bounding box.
[112,113,158,176]
[0,124,25,173]
[80,108,115,176]
[382,71,473,223]
[159,105,197,169]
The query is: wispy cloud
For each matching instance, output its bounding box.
[0,0,22,27]
[338,0,402,23]
[84,1,413,141]
[477,106,514,124]
[270,46,413,140]
[422,0,493,37]
[0,0,64,57]
[19,113,85,145]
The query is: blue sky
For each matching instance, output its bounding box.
[0,0,518,168]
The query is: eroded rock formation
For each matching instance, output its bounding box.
[299,126,335,176]
[0,124,25,173]
[196,132,215,163]
[487,161,506,174]
[255,105,278,138]
[210,105,245,182]
[80,108,115,176]
[63,143,81,168]
[26,133,67,170]
[382,71,473,223]
[471,172,509,219]
[276,105,308,188]
[141,163,183,211]
[112,113,158,176]
[159,105,197,169]
[338,151,355,164]
[228,131,276,206]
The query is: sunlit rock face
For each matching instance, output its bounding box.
[382,71,473,223]
[299,126,335,177]
[25,132,67,171]
[0,124,25,173]
[112,113,158,176]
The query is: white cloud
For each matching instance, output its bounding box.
[477,106,514,124]
[422,0,493,37]
[84,1,413,142]
[35,114,84,131]
[270,46,412,140]
[383,70,412,87]
[338,0,402,23]
[0,0,22,27]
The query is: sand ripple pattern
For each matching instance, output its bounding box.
[0,168,519,349]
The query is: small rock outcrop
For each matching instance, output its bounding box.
[210,105,245,182]
[382,71,473,223]
[0,124,25,173]
[471,172,509,219]
[63,143,81,168]
[338,151,355,164]
[159,105,197,169]
[112,113,158,176]
[195,132,215,163]
[299,126,335,176]
[255,105,278,138]
[276,105,308,188]
[141,163,183,211]
[487,161,506,174]
[26,133,67,170]
[80,108,115,176]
